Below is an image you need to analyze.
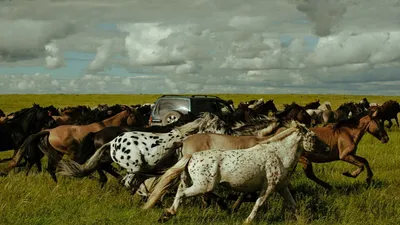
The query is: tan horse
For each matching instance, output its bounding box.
[6,109,139,182]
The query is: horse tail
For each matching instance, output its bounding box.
[75,132,96,164]
[142,155,190,210]
[57,142,110,177]
[7,130,50,171]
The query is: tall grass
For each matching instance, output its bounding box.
[0,94,399,225]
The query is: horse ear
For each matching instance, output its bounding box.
[371,110,379,119]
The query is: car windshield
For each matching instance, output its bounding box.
[155,98,190,116]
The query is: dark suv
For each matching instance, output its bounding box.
[149,95,234,126]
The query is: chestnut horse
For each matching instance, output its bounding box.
[300,110,389,189]
[5,109,139,182]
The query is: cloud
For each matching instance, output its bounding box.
[86,39,113,73]
[0,19,77,62]
[1,0,400,95]
[45,40,65,69]
[296,0,347,36]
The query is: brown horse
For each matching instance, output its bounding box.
[369,100,400,128]
[5,109,139,182]
[300,110,389,190]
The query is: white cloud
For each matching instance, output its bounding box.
[45,40,64,69]
[86,39,113,73]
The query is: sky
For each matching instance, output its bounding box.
[1,0,400,95]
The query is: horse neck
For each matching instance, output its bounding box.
[262,131,302,168]
[102,111,128,127]
[346,117,371,144]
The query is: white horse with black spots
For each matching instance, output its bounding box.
[58,112,231,195]
[147,121,329,224]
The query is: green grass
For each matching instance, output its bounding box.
[1,94,400,225]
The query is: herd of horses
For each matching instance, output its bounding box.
[0,97,399,224]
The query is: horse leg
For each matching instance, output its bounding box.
[35,159,42,173]
[386,119,393,128]
[159,171,200,223]
[395,117,400,127]
[244,184,276,225]
[278,186,297,221]
[202,192,228,211]
[299,157,332,190]
[45,150,63,183]
[341,155,373,187]
[102,164,122,181]
[25,161,34,176]
[97,169,108,188]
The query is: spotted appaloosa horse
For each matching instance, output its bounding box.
[150,121,329,224]
[58,112,231,194]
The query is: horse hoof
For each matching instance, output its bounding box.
[342,171,353,177]
[0,171,7,177]
[366,178,373,188]
[158,211,173,223]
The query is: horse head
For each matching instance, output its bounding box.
[305,99,321,110]
[20,105,57,133]
[366,109,389,144]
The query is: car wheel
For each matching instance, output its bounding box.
[162,111,182,126]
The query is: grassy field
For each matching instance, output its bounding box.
[0,94,400,225]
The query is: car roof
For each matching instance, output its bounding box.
[158,95,223,100]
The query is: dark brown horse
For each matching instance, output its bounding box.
[304,99,320,110]
[231,100,277,123]
[5,109,140,182]
[369,100,400,128]
[277,102,312,127]
[300,110,389,189]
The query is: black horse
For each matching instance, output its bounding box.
[0,104,57,165]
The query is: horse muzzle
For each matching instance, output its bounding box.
[381,136,389,144]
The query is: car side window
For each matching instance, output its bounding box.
[156,98,189,116]
[191,99,219,113]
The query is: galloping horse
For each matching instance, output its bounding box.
[149,121,328,224]
[5,109,139,181]
[58,113,231,194]
[300,110,389,189]
[0,104,57,164]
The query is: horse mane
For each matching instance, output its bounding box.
[381,100,399,110]
[259,120,301,145]
[277,102,303,119]
[175,112,226,136]
[332,111,370,132]
[231,115,279,136]
[4,104,45,133]
[71,104,124,125]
